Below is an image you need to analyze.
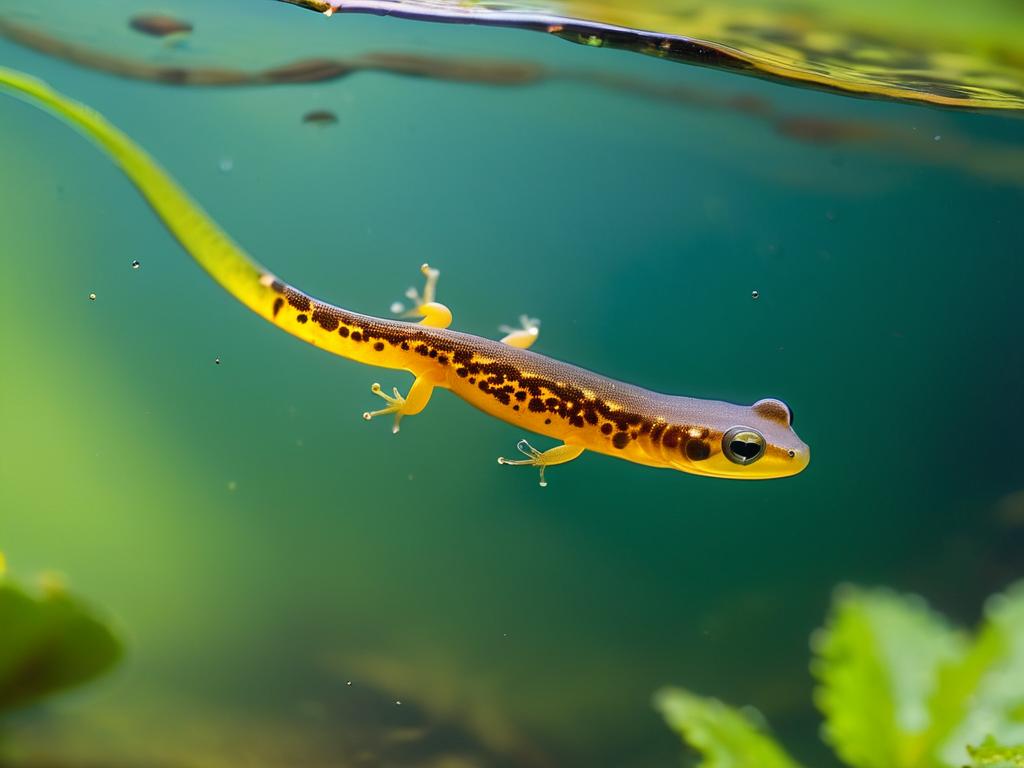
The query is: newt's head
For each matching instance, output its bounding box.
[670,398,809,480]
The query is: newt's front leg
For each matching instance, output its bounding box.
[498,440,585,487]
[499,315,540,349]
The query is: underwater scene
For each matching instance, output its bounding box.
[1,0,1023,766]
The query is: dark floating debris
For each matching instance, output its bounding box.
[2,17,1023,188]
[129,14,194,38]
[302,109,339,125]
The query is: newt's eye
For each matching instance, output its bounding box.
[722,427,766,465]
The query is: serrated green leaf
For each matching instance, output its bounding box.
[967,737,1024,767]
[928,584,1024,767]
[654,687,805,768]
[0,570,124,714]
[811,586,965,768]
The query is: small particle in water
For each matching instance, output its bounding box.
[131,259,141,269]
[129,14,193,38]
[219,157,233,173]
[751,290,760,300]
[933,134,942,141]
[346,680,353,686]
[88,292,96,301]
[227,481,237,492]
[395,700,402,706]
[302,110,338,125]
[214,357,221,365]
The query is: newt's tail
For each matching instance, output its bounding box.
[0,67,280,319]
[0,67,411,370]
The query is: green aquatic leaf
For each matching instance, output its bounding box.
[810,586,965,768]
[926,584,1024,767]
[654,687,804,768]
[0,562,124,715]
[968,738,1024,768]
[281,0,1024,110]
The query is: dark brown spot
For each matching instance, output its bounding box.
[544,418,551,425]
[685,439,711,461]
[312,309,338,331]
[663,427,681,449]
[374,342,384,351]
[339,326,350,338]
[612,432,630,449]
[513,405,520,411]
[600,423,613,435]
[456,368,468,378]
[296,314,308,324]
[351,331,362,342]
[528,398,546,413]
[286,292,311,312]
[272,297,284,318]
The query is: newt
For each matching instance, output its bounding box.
[0,68,809,485]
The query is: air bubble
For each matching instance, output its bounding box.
[131,260,141,269]
[89,292,97,301]
[214,357,221,365]
[751,290,760,300]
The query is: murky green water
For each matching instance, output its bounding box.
[1,1,1022,766]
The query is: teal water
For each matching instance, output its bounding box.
[1,1,1023,766]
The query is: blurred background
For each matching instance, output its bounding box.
[1,0,1022,765]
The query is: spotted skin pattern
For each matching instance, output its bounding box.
[1,67,810,482]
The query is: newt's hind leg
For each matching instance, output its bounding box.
[498,439,584,487]
[390,263,452,329]
[362,375,436,434]
[499,315,540,350]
